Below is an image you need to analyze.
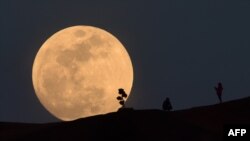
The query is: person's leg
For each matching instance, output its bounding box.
[218,94,222,103]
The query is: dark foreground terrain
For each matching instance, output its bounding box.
[1,97,250,141]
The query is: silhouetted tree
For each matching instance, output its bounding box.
[214,82,223,103]
[117,88,128,108]
[162,97,172,111]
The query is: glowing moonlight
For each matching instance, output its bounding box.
[32,26,133,121]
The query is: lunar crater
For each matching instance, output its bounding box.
[56,42,93,67]
[74,30,86,37]
[89,34,105,47]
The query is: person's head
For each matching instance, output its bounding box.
[218,82,222,86]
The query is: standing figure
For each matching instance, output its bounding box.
[214,82,223,103]
[162,97,173,111]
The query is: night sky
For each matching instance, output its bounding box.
[1,0,250,123]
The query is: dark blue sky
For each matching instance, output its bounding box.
[1,0,250,123]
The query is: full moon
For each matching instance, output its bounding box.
[32,26,133,121]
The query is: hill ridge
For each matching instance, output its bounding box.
[1,96,250,141]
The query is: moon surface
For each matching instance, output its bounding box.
[32,26,133,121]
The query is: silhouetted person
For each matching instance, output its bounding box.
[162,97,172,111]
[214,82,223,103]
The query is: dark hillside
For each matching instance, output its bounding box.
[1,97,250,141]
